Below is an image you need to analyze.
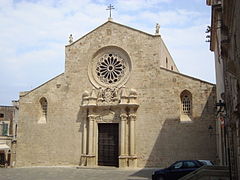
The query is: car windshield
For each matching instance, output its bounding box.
[172,162,183,169]
[198,160,213,166]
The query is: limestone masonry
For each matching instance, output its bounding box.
[16,21,216,168]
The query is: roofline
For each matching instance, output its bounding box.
[20,73,64,97]
[19,69,214,99]
[160,38,179,72]
[210,4,222,51]
[0,105,14,108]
[66,20,159,47]
[160,67,215,86]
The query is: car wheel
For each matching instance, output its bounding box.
[157,176,164,180]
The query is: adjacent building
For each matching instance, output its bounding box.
[0,102,18,167]
[207,0,240,179]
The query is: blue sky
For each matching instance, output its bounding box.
[0,0,214,105]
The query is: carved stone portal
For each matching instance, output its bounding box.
[80,87,138,168]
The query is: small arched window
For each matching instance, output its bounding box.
[39,97,47,124]
[182,95,191,114]
[180,90,192,121]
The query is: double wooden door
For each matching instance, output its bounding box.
[98,123,119,166]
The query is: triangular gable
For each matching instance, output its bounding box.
[66,20,156,47]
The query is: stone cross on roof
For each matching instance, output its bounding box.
[106,4,115,21]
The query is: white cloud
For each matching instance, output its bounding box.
[136,9,204,27]
[160,25,215,82]
[0,0,214,105]
[116,0,172,11]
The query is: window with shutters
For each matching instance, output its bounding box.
[0,122,8,136]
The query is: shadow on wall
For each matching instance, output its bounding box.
[77,106,86,124]
[76,106,87,165]
[145,88,216,167]
[129,89,216,179]
[145,88,216,168]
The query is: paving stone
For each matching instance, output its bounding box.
[0,167,158,180]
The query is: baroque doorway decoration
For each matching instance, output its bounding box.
[80,87,138,168]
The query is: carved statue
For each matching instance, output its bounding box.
[155,23,160,35]
[98,87,104,99]
[69,34,73,44]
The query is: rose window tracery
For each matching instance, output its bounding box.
[96,53,126,84]
[88,47,131,88]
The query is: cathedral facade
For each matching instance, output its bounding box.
[16,21,216,168]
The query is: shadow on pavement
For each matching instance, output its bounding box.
[128,168,158,180]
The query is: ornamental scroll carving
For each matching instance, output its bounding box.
[97,87,119,105]
[81,87,138,106]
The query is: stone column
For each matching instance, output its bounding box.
[88,115,94,155]
[86,111,96,166]
[119,108,128,167]
[83,118,87,155]
[129,110,137,167]
[80,115,87,166]
[129,113,136,156]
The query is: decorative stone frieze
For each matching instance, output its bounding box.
[81,87,138,107]
[97,87,119,105]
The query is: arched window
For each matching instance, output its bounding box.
[39,97,47,123]
[180,90,192,121]
[182,95,191,114]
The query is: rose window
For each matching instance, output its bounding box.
[96,53,126,84]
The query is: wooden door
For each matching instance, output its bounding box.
[98,123,119,166]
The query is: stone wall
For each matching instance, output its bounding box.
[134,68,216,167]
[16,21,216,168]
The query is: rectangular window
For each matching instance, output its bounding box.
[0,123,8,136]
[3,124,8,136]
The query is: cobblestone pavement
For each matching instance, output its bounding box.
[0,167,158,180]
